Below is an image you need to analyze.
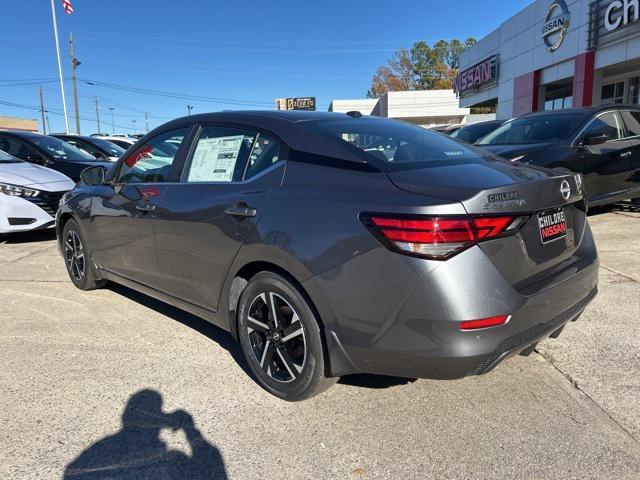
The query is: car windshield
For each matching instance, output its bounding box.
[88,137,126,157]
[30,135,97,161]
[450,122,502,143]
[302,117,481,171]
[0,149,22,163]
[477,115,585,145]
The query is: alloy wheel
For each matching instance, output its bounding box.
[64,230,85,281]
[246,291,306,383]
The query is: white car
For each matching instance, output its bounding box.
[0,149,75,234]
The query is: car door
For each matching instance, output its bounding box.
[576,111,632,201]
[620,110,640,196]
[88,127,192,289]
[154,125,286,311]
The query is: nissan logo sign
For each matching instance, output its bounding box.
[542,0,571,52]
[560,180,571,200]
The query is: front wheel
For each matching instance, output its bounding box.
[62,219,107,291]
[237,272,336,401]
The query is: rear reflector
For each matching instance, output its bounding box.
[362,214,522,260]
[460,315,510,331]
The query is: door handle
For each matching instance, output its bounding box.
[136,202,156,212]
[225,204,257,218]
[619,151,632,158]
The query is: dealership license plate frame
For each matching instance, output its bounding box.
[537,207,567,245]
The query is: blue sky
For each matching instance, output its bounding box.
[1,0,532,134]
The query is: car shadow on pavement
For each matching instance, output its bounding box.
[63,389,228,479]
[0,228,57,244]
[107,283,252,377]
[588,201,640,216]
[339,374,417,389]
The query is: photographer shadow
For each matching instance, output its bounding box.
[63,389,227,479]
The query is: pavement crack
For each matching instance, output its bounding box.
[536,350,640,447]
[600,264,639,283]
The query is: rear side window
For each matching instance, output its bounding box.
[580,112,624,142]
[302,117,480,171]
[621,111,640,137]
[184,128,282,183]
[185,127,254,183]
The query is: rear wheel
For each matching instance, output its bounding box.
[62,219,107,290]
[237,272,336,401]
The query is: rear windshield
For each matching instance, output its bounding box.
[477,115,585,145]
[302,117,481,171]
[88,137,126,157]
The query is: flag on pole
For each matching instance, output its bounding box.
[61,0,73,14]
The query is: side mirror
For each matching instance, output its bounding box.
[582,133,609,146]
[80,165,106,186]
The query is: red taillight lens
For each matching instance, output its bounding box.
[363,214,522,260]
[460,315,510,330]
[474,216,515,239]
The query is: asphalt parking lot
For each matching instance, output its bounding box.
[1,204,639,479]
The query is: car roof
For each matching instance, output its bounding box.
[519,104,640,119]
[0,130,45,140]
[459,120,504,128]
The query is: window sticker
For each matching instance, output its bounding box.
[188,135,245,182]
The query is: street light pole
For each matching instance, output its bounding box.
[145,112,149,133]
[187,105,193,116]
[108,107,115,134]
[132,120,137,135]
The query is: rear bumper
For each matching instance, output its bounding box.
[308,223,599,379]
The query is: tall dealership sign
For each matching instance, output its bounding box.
[275,97,316,111]
[453,55,499,96]
[542,0,572,51]
[589,0,640,48]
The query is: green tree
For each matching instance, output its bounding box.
[368,38,477,97]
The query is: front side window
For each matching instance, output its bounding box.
[185,127,255,183]
[118,128,188,184]
[580,112,624,142]
[478,115,585,146]
[621,111,640,137]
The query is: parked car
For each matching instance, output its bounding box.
[476,106,640,207]
[92,135,137,150]
[0,131,113,182]
[57,111,598,401]
[0,149,75,234]
[430,123,464,135]
[449,120,505,144]
[51,134,125,162]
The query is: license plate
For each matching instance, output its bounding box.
[537,207,567,244]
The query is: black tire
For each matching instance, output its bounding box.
[237,272,336,401]
[62,219,107,291]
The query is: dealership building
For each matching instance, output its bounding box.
[456,0,640,119]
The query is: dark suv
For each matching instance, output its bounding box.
[477,106,640,206]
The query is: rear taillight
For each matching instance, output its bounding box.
[362,214,524,260]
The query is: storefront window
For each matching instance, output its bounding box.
[601,82,625,104]
[544,86,573,111]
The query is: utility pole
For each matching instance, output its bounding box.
[49,0,69,133]
[144,112,149,133]
[69,33,81,135]
[46,115,51,134]
[94,96,101,134]
[132,120,137,134]
[108,107,115,134]
[187,105,193,116]
[39,86,47,134]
